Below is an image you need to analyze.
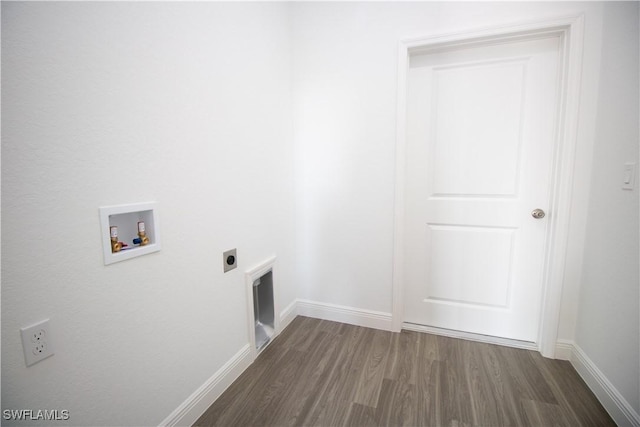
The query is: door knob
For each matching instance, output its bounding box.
[531,209,546,219]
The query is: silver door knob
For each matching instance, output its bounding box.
[531,209,546,219]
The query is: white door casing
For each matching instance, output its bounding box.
[392,16,585,358]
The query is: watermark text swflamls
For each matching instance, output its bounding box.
[3,409,70,421]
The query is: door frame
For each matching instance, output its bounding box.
[391,15,585,358]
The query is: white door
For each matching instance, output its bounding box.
[403,35,560,342]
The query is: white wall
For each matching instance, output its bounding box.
[291,1,605,332]
[574,1,640,416]
[1,2,295,426]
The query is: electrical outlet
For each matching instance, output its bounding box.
[21,319,54,366]
[223,248,237,273]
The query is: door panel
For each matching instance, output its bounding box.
[426,224,515,308]
[403,36,560,342]
[431,60,525,197]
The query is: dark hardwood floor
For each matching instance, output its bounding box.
[195,316,615,426]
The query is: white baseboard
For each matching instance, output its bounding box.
[159,306,299,427]
[279,299,298,332]
[554,339,574,361]
[562,341,640,427]
[296,299,393,331]
[158,344,253,427]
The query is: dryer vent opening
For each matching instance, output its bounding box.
[253,271,274,351]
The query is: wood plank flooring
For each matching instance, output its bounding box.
[195,316,615,427]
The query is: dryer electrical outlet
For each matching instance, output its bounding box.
[21,319,54,366]
[223,249,237,273]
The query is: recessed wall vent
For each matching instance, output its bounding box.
[246,256,278,356]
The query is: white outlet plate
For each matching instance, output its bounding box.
[21,319,54,366]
